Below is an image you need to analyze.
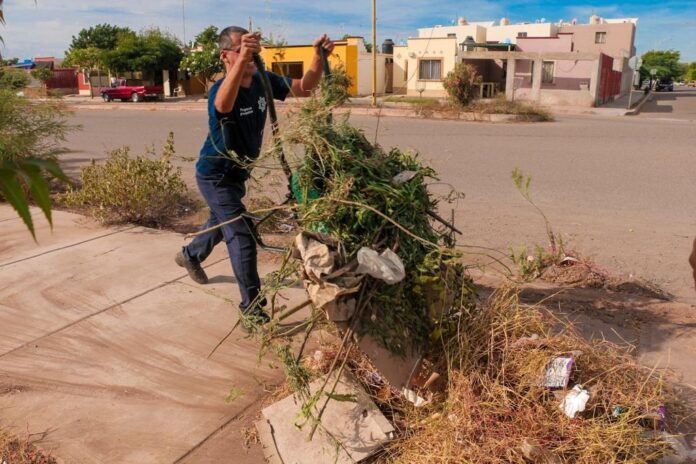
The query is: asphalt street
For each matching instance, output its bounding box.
[63,88,696,301]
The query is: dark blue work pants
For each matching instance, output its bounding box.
[183,172,261,311]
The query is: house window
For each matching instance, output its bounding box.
[542,61,555,84]
[517,32,528,37]
[418,59,442,80]
[595,32,606,44]
[272,62,304,79]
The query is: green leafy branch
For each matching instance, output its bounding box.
[511,167,559,255]
[0,158,68,240]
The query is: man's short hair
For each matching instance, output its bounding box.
[218,26,249,50]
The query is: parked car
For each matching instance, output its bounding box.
[654,79,674,92]
[100,79,165,102]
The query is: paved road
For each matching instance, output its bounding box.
[638,85,696,121]
[63,95,696,302]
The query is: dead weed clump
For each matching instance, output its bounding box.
[468,96,554,121]
[375,287,685,464]
[0,429,57,464]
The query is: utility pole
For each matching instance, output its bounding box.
[371,0,377,106]
[182,0,186,46]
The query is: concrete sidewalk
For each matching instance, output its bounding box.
[0,206,305,463]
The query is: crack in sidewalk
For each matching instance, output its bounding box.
[0,257,229,359]
[0,226,137,268]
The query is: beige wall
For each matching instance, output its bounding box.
[399,37,458,97]
[559,22,636,57]
[417,24,486,44]
[487,23,558,43]
[393,45,408,93]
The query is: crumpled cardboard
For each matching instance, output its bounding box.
[293,232,361,322]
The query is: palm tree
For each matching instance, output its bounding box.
[0,0,5,55]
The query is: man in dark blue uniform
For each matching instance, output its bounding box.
[176,26,334,322]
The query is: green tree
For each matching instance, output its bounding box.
[31,67,54,91]
[135,28,183,77]
[105,28,182,80]
[639,50,682,81]
[686,62,696,81]
[180,25,223,94]
[66,23,133,54]
[63,46,106,98]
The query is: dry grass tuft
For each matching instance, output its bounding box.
[376,287,685,463]
[0,429,57,464]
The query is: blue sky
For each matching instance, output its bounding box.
[2,0,695,61]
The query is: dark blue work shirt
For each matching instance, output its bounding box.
[196,71,292,177]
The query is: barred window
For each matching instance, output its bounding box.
[419,59,442,80]
[595,32,606,44]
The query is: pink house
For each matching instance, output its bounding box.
[460,32,623,106]
[513,34,621,105]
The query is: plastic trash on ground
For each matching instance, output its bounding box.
[541,355,575,388]
[560,385,590,418]
[355,247,406,285]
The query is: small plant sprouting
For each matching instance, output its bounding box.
[510,168,567,280]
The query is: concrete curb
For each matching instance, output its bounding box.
[335,105,547,122]
[65,100,546,123]
[625,92,653,116]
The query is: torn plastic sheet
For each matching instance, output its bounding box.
[356,247,406,285]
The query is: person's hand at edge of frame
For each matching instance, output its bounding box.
[313,34,335,55]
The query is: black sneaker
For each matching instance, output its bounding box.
[175,251,209,284]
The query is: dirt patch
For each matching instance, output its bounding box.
[539,262,671,299]
[0,383,28,396]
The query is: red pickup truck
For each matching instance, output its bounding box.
[100,79,165,102]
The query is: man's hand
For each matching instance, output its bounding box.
[313,34,335,55]
[239,32,262,63]
[689,238,696,290]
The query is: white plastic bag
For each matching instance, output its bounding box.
[560,385,590,418]
[355,247,406,285]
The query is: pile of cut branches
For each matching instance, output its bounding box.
[239,76,688,463]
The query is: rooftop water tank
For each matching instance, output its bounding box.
[458,17,468,26]
[382,39,394,54]
[500,17,510,26]
[590,14,601,24]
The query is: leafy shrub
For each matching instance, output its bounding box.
[442,63,481,106]
[0,88,72,163]
[0,67,30,90]
[61,133,193,227]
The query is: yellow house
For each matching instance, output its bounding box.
[260,36,392,96]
